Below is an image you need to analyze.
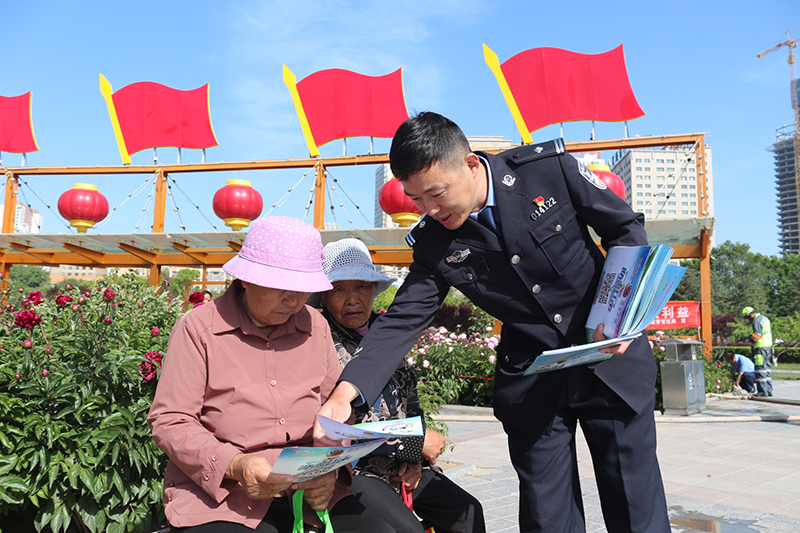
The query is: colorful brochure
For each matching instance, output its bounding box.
[269,416,422,482]
[524,244,685,375]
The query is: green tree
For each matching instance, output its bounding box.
[766,253,800,317]
[709,241,772,317]
[672,258,701,302]
[8,265,51,295]
[165,268,201,299]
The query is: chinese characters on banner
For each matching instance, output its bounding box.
[645,301,700,330]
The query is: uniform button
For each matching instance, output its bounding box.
[504,355,509,363]
[211,455,218,462]
[271,380,277,386]
[554,314,562,323]
[531,284,541,294]
[280,418,286,425]
[554,224,562,232]
[466,273,474,281]
[203,474,209,481]
[511,254,520,265]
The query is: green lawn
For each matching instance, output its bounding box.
[773,361,800,380]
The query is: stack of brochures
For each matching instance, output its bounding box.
[524,244,686,375]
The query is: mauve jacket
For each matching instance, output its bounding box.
[147,281,351,529]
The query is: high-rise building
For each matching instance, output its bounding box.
[610,145,714,223]
[0,202,43,234]
[769,124,798,255]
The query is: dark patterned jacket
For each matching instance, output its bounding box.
[323,309,425,485]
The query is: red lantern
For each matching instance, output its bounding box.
[379,178,422,227]
[587,164,626,200]
[57,184,109,233]
[213,179,263,231]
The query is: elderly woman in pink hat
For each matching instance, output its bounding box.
[148,217,391,533]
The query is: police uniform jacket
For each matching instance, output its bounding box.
[340,141,656,434]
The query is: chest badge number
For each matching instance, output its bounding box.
[446,248,471,264]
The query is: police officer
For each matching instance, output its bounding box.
[316,112,670,533]
[742,306,773,397]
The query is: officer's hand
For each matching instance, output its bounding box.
[422,429,446,465]
[225,454,297,500]
[593,323,635,355]
[314,382,358,447]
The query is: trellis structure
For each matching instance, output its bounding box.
[0,132,714,351]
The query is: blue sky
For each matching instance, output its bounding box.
[1,1,798,256]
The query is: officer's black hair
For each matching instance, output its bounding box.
[389,112,471,181]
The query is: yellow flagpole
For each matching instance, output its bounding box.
[282,64,320,157]
[483,44,534,145]
[99,74,132,165]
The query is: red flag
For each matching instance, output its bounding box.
[100,75,217,164]
[0,92,38,153]
[496,45,644,134]
[287,67,408,154]
[646,301,701,330]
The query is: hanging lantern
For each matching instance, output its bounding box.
[379,178,423,227]
[213,179,263,231]
[587,164,626,200]
[57,184,110,233]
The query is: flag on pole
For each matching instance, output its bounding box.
[484,44,644,143]
[100,74,218,165]
[284,65,408,157]
[0,92,39,154]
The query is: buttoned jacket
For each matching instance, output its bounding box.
[340,142,657,434]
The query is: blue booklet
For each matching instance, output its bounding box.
[524,244,685,375]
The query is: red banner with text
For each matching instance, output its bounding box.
[645,301,700,330]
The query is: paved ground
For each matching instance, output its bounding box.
[435,380,800,533]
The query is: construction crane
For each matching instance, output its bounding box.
[759,31,800,253]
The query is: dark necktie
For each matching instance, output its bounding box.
[477,206,502,237]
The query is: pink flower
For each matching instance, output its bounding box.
[150,327,161,336]
[14,310,42,329]
[65,283,73,290]
[55,294,73,307]
[71,304,80,312]
[103,288,116,301]
[716,385,720,389]
[22,339,33,349]
[423,360,430,368]
[78,296,86,304]
[14,373,21,380]
[407,357,415,366]
[41,368,49,377]
[379,309,387,314]
[138,300,145,307]
[44,347,52,355]
[28,291,43,305]
[489,355,496,364]
[717,379,721,384]
[659,346,665,352]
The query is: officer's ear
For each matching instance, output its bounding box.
[464,152,482,178]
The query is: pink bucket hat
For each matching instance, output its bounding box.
[223,216,333,293]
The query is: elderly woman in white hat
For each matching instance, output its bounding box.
[148,218,391,533]
[311,238,485,533]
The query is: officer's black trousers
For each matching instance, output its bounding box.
[505,368,670,533]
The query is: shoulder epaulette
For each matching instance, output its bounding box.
[506,139,565,165]
[405,214,433,247]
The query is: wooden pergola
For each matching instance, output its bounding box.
[1,132,713,351]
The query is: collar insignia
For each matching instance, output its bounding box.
[502,174,516,187]
[534,146,543,153]
[446,248,471,264]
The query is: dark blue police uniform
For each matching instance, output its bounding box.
[340,141,670,532]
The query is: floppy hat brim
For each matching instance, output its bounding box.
[223,254,333,293]
[306,271,395,308]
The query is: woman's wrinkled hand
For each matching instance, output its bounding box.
[422,429,446,465]
[225,454,297,500]
[392,462,422,491]
[293,470,338,511]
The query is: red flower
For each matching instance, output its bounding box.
[55,294,73,307]
[41,368,50,377]
[14,310,42,329]
[28,291,43,305]
[104,317,113,325]
[22,339,33,349]
[21,300,31,309]
[140,361,157,383]
[188,292,205,304]
[103,288,116,301]
[151,327,161,336]
[145,350,163,365]
[44,347,52,355]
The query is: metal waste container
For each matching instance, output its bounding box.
[659,339,706,415]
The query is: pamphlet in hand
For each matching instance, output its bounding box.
[269,416,422,482]
[524,244,685,375]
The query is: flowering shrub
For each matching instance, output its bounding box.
[0,274,179,533]
[407,325,500,410]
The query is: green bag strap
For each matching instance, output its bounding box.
[292,489,334,533]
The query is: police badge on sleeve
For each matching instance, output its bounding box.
[577,161,607,190]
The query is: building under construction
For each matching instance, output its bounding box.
[772,124,798,255]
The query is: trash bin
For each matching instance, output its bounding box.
[659,339,706,415]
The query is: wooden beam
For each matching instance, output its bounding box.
[370,250,414,266]
[171,242,209,263]
[3,172,18,233]
[699,228,713,359]
[313,162,326,230]
[227,241,242,252]
[118,242,157,264]
[670,244,702,259]
[8,242,55,263]
[62,243,106,264]
[153,169,167,233]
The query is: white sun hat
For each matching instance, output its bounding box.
[306,238,396,308]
